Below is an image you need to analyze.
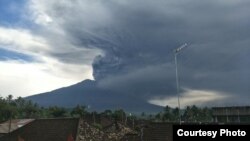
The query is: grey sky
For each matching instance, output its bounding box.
[41,0,250,106]
[0,0,249,106]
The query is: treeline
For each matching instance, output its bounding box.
[0,95,135,123]
[0,95,213,123]
[152,105,213,122]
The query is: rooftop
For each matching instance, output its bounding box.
[0,119,34,134]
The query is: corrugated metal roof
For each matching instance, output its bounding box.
[0,119,34,134]
[0,118,80,141]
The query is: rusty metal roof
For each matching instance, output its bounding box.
[0,118,80,141]
[0,119,34,134]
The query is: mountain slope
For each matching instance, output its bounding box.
[26,80,162,113]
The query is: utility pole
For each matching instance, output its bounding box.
[173,43,188,125]
[8,112,12,133]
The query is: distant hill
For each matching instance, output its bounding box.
[26,80,162,113]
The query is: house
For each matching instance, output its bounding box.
[0,119,34,138]
[212,106,250,123]
[0,118,79,141]
[0,117,137,141]
[0,116,185,141]
[121,122,174,141]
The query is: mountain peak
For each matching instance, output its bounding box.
[26,79,162,113]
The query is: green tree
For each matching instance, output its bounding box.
[23,101,40,118]
[155,112,165,122]
[0,95,17,121]
[71,105,87,118]
[183,105,206,122]
[101,109,113,120]
[199,107,212,122]
[6,95,13,103]
[48,106,67,118]
[172,107,179,122]
[141,112,146,119]
[113,109,126,123]
[163,106,173,121]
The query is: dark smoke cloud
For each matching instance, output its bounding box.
[37,0,250,106]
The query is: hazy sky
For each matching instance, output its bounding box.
[0,0,249,107]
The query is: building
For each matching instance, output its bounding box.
[0,118,79,141]
[212,106,250,123]
[0,117,137,141]
[0,119,34,138]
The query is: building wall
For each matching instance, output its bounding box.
[212,106,250,123]
[122,122,174,141]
